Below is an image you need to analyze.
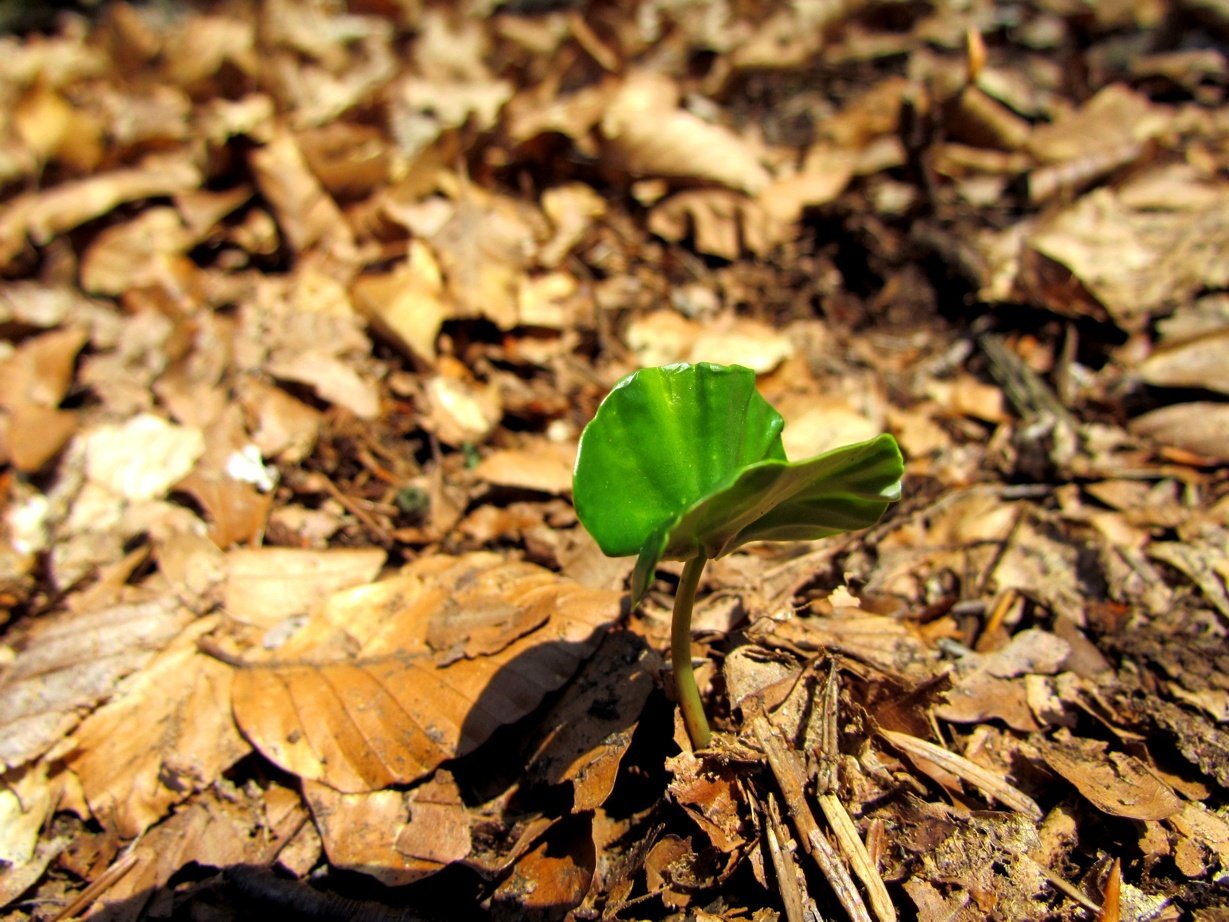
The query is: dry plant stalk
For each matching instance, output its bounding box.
[754,715,874,922]
[878,728,1043,820]
[764,793,813,922]
[815,665,897,922]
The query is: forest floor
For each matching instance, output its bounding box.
[0,1,1227,920]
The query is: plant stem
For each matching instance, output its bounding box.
[671,553,711,748]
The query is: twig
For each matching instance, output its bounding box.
[877,729,1042,821]
[764,792,815,922]
[51,849,139,921]
[755,716,873,922]
[814,666,897,922]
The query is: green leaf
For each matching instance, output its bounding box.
[572,363,785,558]
[572,363,904,604]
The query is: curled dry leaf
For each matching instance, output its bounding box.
[648,190,783,260]
[350,241,450,365]
[249,130,355,255]
[0,153,201,268]
[230,552,620,792]
[1137,329,1229,395]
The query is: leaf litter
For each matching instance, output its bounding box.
[0,1,1227,920]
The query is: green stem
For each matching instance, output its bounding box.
[671,553,711,748]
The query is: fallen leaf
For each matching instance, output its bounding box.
[78,206,195,296]
[648,190,782,259]
[1131,402,1229,459]
[0,153,201,266]
[1137,329,1229,394]
[81,414,206,502]
[425,371,502,446]
[350,241,450,365]
[231,552,620,791]
[602,72,770,194]
[223,546,386,628]
[249,129,355,255]
[526,630,658,813]
[474,442,576,495]
[64,618,251,837]
[303,781,430,887]
[0,761,54,866]
[0,595,193,770]
[491,815,595,917]
[1036,733,1183,821]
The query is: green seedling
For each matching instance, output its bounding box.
[572,362,904,748]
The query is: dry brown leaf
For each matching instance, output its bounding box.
[492,816,595,917]
[526,631,658,813]
[267,349,381,419]
[224,546,386,629]
[88,783,304,915]
[0,153,201,267]
[1036,733,1183,821]
[237,378,322,463]
[12,82,101,168]
[1137,329,1229,394]
[80,413,205,502]
[474,442,576,495]
[393,770,473,869]
[303,780,433,887]
[1022,178,1229,330]
[231,552,620,792]
[350,241,450,365]
[78,206,195,296]
[540,183,607,267]
[64,618,251,838]
[425,371,502,447]
[0,761,55,867]
[648,190,783,260]
[0,595,193,770]
[0,326,89,411]
[1131,402,1229,459]
[428,186,542,330]
[602,72,770,194]
[757,148,856,225]
[1027,84,1169,164]
[249,129,355,255]
[666,750,747,853]
[4,403,78,473]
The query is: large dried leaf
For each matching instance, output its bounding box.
[231,552,621,792]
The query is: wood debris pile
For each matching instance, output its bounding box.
[0,0,1227,919]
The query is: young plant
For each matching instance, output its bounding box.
[572,362,904,748]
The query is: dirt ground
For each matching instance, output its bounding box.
[0,1,1227,920]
